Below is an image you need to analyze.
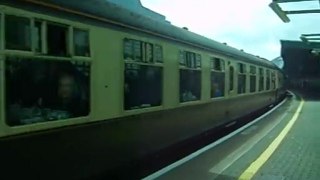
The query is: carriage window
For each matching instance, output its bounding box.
[47,23,68,56]
[271,71,276,89]
[5,15,31,51]
[144,43,154,63]
[229,66,234,91]
[237,63,246,94]
[180,69,201,102]
[123,39,142,61]
[5,57,90,126]
[124,64,162,110]
[154,45,163,63]
[212,58,225,71]
[179,51,201,69]
[266,69,271,90]
[259,68,264,91]
[74,28,90,57]
[250,66,256,93]
[211,58,225,98]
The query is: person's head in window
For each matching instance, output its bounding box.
[58,73,78,103]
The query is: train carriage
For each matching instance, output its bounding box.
[0,0,286,179]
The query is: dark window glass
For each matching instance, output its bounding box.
[144,43,153,63]
[266,70,271,90]
[180,69,201,102]
[238,74,246,94]
[180,51,201,69]
[186,52,195,68]
[250,66,256,93]
[133,40,142,61]
[5,57,90,126]
[250,66,256,74]
[237,63,246,94]
[229,66,234,91]
[179,50,186,65]
[211,71,225,98]
[154,45,163,63]
[271,72,276,89]
[250,76,256,92]
[124,39,134,60]
[34,20,42,53]
[195,54,201,68]
[74,28,90,57]
[47,23,68,56]
[259,68,264,91]
[5,15,31,51]
[124,64,162,110]
[238,63,246,73]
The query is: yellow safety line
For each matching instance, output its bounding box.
[238,98,305,180]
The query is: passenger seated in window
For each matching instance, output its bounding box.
[212,83,222,97]
[181,89,197,102]
[49,72,88,117]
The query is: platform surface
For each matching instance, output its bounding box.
[144,92,319,180]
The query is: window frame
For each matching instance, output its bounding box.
[123,38,164,111]
[266,69,271,91]
[229,64,235,93]
[2,11,91,60]
[4,56,92,127]
[73,27,91,58]
[258,67,265,92]
[210,57,225,99]
[179,50,202,104]
[249,65,257,93]
[0,5,95,137]
[179,50,201,69]
[237,62,247,95]
[4,13,33,52]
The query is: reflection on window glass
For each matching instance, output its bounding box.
[211,72,225,98]
[5,57,90,126]
[124,64,162,110]
[266,70,271,90]
[74,28,90,57]
[229,66,234,91]
[5,15,31,51]
[259,68,264,91]
[180,69,201,102]
[47,23,68,56]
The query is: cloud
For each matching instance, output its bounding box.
[141,0,320,60]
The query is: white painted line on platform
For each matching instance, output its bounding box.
[239,95,304,180]
[142,98,288,180]
[209,107,290,176]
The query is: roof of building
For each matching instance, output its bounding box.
[281,40,320,49]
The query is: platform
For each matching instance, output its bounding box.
[143,91,320,180]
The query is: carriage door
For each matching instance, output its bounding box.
[228,62,236,96]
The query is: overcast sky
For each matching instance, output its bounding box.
[140,0,320,60]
